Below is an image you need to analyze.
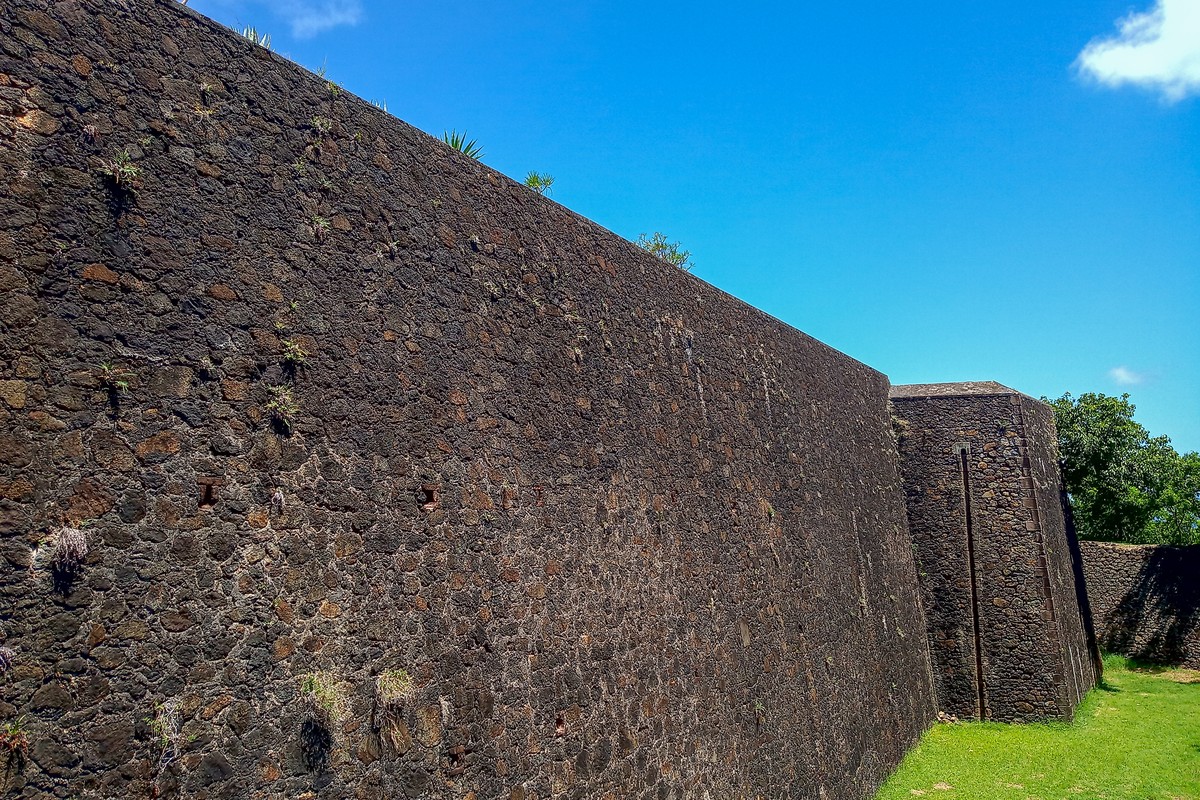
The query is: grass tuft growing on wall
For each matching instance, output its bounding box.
[876,656,1200,800]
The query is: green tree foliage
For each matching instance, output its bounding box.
[636,232,693,272]
[1046,392,1200,545]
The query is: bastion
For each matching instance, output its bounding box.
[890,383,1099,722]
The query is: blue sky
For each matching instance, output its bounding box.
[188,0,1199,452]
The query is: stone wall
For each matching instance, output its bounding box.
[1080,541,1200,668]
[0,1,936,797]
[890,383,1098,722]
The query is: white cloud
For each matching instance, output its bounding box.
[273,0,362,38]
[1109,365,1146,386]
[1075,0,1200,102]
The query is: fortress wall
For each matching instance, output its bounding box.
[0,1,935,797]
[889,384,1097,721]
[1080,542,1200,668]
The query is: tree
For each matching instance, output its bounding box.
[636,232,693,271]
[1046,392,1200,545]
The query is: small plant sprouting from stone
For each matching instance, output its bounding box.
[310,116,332,136]
[0,716,29,761]
[371,99,388,113]
[271,489,286,515]
[98,150,144,194]
[50,526,89,577]
[146,698,192,768]
[97,361,134,397]
[265,386,299,432]
[310,215,331,240]
[375,669,417,716]
[0,647,14,676]
[523,171,555,196]
[292,158,308,176]
[374,240,402,260]
[281,339,309,370]
[241,26,272,49]
[442,129,483,160]
[637,232,693,272]
[298,676,348,734]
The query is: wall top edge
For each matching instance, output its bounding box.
[889,381,1019,399]
[120,0,886,382]
[1080,540,1200,552]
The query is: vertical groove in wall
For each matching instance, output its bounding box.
[958,445,987,720]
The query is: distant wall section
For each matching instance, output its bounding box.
[890,383,1098,721]
[1080,542,1200,668]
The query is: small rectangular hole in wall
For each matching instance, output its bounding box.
[418,485,439,512]
[197,476,226,510]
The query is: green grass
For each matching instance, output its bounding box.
[876,656,1200,800]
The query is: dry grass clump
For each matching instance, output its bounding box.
[298,671,346,725]
[376,669,417,713]
[50,527,89,575]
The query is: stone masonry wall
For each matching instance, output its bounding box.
[1017,396,1102,698]
[1080,541,1200,668]
[0,1,936,798]
[889,383,1098,722]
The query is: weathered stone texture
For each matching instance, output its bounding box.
[890,383,1098,722]
[1080,541,1200,668]
[0,0,935,797]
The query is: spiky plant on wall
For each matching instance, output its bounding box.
[441,129,483,160]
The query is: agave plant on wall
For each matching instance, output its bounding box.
[441,129,483,160]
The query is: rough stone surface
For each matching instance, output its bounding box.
[0,1,936,797]
[1080,541,1200,668]
[890,384,1100,722]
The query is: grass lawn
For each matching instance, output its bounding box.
[876,656,1200,800]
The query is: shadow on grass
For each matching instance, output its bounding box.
[1124,659,1175,675]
